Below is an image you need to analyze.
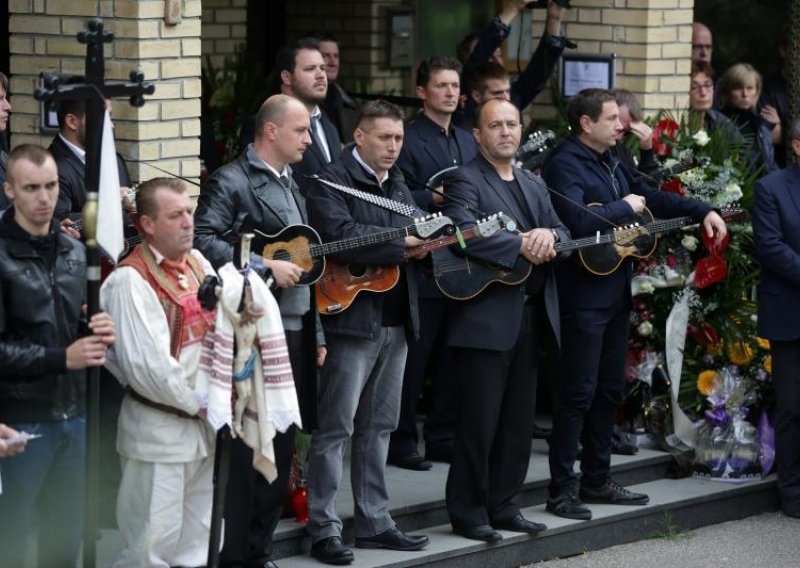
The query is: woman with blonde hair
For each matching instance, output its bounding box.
[719,63,778,175]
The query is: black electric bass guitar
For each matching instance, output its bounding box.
[258,213,454,286]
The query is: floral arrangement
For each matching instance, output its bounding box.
[624,111,773,478]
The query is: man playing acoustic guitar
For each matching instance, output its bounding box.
[542,88,726,521]
[440,98,570,542]
[304,100,431,565]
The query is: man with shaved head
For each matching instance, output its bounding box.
[692,22,713,66]
[195,94,326,568]
[441,98,569,542]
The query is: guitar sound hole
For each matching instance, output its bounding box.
[273,249,292,262]
[348,263,367,277]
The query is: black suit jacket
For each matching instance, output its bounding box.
[441,155,570,352]
[49,134,132,222]
[397,112,477,212]
[753,164,800,341]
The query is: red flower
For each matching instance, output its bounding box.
[652,118,679,156]
[660,176,686,196]
[687,322,719,346]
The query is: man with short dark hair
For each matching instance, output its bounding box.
[611,88,659,177]
[389,56,477,470]
[0,143,116,567]
[195,94,326,568]
[542,89,727,521]
[304,100,430,565]
[48,97,133,223]
[455,0,568,129]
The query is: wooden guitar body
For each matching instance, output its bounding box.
[259,224,325,285]
[316,261,400,315]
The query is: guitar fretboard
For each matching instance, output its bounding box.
[309,226,412,258]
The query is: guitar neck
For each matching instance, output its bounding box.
[554,232,615,253]
[403,225,482,257]
[312,226,412,258]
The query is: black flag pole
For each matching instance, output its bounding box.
[34,17,154,568]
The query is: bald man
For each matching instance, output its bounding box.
[692,22,713,65]
[194,94,326,568]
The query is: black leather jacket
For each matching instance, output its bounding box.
[0,210,87,422]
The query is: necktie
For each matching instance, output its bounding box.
[311,115,332,163]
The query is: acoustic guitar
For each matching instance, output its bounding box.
[315,214,513,314]
[258,213,454,286]
[578,206,748,276]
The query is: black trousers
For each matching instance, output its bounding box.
[446,301,538,528]
[548,301,630,495]
[389,297,455,459]
[219,329,307,567]
[771,340,800,512]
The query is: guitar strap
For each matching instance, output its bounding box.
[313,176,417,219]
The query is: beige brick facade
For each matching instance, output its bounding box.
[528,0,695,123]
[8,0,202,187]
[201,0,246,70]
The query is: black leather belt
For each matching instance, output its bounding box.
[127,388,199,420]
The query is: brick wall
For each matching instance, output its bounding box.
[8,0,202,189]
[285,0,412,95]
[201,0,247,70]
[527,0,694,124]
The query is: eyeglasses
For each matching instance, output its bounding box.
[690,82,714,92]
[692,44,712,51]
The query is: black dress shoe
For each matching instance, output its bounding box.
[532,424,552,440]
[263,562,279,568]
[545,492,592,520]
[579,479,649,505]
[492,514,547,535]
[611,431,639,455]
[387,452,433,471]
[453,524,503,542]
[310,536,354,565]
[355,526,429,551]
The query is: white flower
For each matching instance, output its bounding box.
[682,235,699,252]
[725,182,743,201]
[693,129,711,147]
[637,321,654,337]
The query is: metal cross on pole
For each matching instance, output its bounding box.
[34,17,154,568]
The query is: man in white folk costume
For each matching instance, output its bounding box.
[101,177,302,566]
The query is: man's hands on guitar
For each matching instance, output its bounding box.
[264,258,304,288]
[702,211,727,245]
[404,236,429,260]
[520,228,556,265]
[623,194,646,214]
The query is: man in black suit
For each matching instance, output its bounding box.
[441,98,569,542]
[194,94,326,568]
[48,98,132,223]
[752,118,800,519]
[542,89,727,521]
[389,56,477,470]
[277,38,343,193]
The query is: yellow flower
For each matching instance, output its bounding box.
[697,370,717,396]
[764,355,772,374]
[727,341,754,366]
[756,337,770,350]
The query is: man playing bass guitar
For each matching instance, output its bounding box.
[440,98,570,542]
[541,88,726,521]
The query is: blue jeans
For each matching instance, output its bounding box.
[0,417,86,567]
